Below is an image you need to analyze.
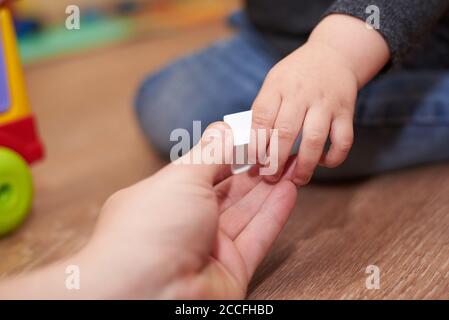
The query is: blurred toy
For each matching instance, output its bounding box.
[0,7,44,236]
[13,0,239,63]
[14,17,42,38]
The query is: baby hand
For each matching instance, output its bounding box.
[250,39,358,185]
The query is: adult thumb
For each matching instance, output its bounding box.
[173,121,235,184]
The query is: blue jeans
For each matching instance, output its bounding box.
[135,14,449,181]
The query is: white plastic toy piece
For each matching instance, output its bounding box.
[223,110,253,146]
[224,110,253,174]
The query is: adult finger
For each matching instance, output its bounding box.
[171,122,234,184]
[234,180,297,279]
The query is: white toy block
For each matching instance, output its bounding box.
[224,110,253,174]
[224,110,252,146]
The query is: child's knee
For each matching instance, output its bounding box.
[134,66,210,158]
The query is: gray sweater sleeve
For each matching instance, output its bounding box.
[324,0,449,66]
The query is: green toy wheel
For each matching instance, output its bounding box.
[0,148,33,236]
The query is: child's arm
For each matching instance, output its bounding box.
[308,15,389,89]
[250,0,449,185]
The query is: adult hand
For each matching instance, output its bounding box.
[0,122,298,299]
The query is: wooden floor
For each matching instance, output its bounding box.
[1,21,448,300]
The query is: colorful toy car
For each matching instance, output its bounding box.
[0,7,44,236]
